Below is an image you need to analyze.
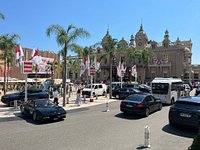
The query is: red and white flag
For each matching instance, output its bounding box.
[15,45,20,67]
[80,56,87,77]
[131,65,137,77]
[30,49,39,65]
[19,45,24,66]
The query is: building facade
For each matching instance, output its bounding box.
[79,24,200,84]
[4,47,61,80]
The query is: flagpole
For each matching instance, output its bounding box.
[25,50,28,102]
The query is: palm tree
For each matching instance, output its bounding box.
[0,34,20,94]
[6,51,15,90]
[47,24,90,106]
[0,12,5,20]
[128,49,152,83]
[101,31,118,99]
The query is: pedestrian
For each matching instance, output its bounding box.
[53,88,59,105]
[76,89,82,106]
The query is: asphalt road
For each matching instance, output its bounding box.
[0,100,197,150]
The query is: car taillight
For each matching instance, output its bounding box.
[136,104,144,108]
[120,102,125,106]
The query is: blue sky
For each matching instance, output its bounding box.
[0,0,200,64]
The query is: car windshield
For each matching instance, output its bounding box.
[152,83,169,94]
[85,85,95,88]
[35,100,54,108]
[125,95,144,102]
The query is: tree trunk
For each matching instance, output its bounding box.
[109,52,113,99]
[6,63,9,91]
[62,44,67,106]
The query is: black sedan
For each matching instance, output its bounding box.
[120,94,162,117]
[116,87,142,99]
[20,99,66,122]
[168,97,200,129]
[1,88,49,106]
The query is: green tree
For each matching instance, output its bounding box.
[128,49,152,82]
[0,34,20,94]
[101,31,118,98]
[47,24,90,106]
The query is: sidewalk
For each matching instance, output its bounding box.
[0,91,117,118]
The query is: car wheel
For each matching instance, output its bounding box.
[145,108,150,117]
[171,98,175,105]
[33,112,37,121]
[20,105,25,114]
[92,92,96,97]
[158,103,162,110]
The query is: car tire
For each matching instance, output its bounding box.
[20,105,25,114]
[33,112,37,121]
[145,108,150,117]
[158,103,162,110]
[171,98,175,105]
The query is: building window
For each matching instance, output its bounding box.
[194,73,199,80]
[151,44,156,49]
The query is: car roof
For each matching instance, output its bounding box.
[177,97,200,104]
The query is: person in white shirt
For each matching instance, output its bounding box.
[53,88,59,105]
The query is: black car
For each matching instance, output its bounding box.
[1,88,49,106]
[124,84,151,93]
[195,88,200,96]
[120,94,162,117]
[115,87,142,99]
[168,97,200,129]
[20,99,66,122]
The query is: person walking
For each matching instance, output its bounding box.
[76,89,82,106]
[53,88,59,105]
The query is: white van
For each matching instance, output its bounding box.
[151,78,183,104]
[82,83,107,97]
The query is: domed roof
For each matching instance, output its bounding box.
[101,30,111,44]
[118,37,128,45]
[135,24,148,40]
[117,37,128,50]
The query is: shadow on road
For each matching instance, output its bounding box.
[162,124,197,138]
[115,112,143,120]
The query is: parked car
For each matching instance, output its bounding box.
[120,94,162,117]
[115,87,142,99]
[1,88,49,106]
[124,84,151,93]
[168,96,200,129]
[195,88,200,96]
[82,83,107,97]
[20,99,66,122]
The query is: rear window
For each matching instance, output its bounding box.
[175,101,200,110]
[125,95,144,102]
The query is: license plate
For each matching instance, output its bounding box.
[53,118,58,120]
[126,104,133,107]
[180,113,191,118]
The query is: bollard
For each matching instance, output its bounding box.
[83,95,86,103]
[90,96,94,102]
[105,101,109,112]
[96,94,98,100]
[105,91,107,98]
[144,125,151,148]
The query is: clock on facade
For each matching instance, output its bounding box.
[138,42,142,46]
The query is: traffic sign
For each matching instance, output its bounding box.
[23,61,33,74]
[90,67,95,76]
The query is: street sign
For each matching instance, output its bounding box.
[23,61,33,74]
[90,67,95,76]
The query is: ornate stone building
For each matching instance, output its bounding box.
[94,24,200,83]
[68,24,200,83]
